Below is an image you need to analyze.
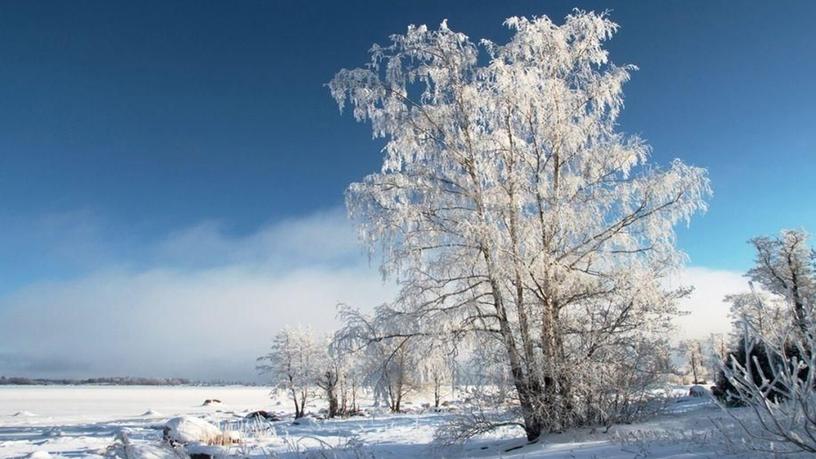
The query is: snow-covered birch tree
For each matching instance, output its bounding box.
[746,230,815,336]
[330,10,710,440]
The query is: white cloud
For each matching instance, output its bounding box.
[0,208,394,381]
[669,266,750,340]
[0,207,745,380]
[153,207,363,269]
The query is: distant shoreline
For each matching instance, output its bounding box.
[0,376,260,386]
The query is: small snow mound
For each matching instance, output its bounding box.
[141,409,163,416]
[13,410,37,417]
[28,452,52,459]
[689,385,709,397]
[163,416,222,444]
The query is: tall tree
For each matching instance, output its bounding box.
[331,11,709,440]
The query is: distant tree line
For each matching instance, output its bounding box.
[0,376,247,386]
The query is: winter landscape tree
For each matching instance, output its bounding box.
[256,326,325,419]
[330,10,710,440]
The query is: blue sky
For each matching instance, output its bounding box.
[0,1,813,379]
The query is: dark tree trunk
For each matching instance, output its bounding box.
[327,392,338,418]
[293,400,303,418]
[319,370,340,418]
[517,383,543,441]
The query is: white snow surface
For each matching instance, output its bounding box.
[163,416,222,444]
[0,384,797,458]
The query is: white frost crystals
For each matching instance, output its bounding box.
[330,10,710,441]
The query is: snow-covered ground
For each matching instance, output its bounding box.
[0,385,789,458]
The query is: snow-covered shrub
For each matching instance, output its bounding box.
[555,337,673,428]
[714,332,785,406]
[434,406,523,446]
[718,326,816,454]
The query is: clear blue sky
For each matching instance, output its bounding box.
[0,0,814,290]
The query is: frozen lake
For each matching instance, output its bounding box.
[0,385,271,426]
[0,385,452,458]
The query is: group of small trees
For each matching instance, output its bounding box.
[714,229,816,454]
[256,326,362,419]
[256,317,457,419]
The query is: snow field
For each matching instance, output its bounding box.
[0,384,797,458]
